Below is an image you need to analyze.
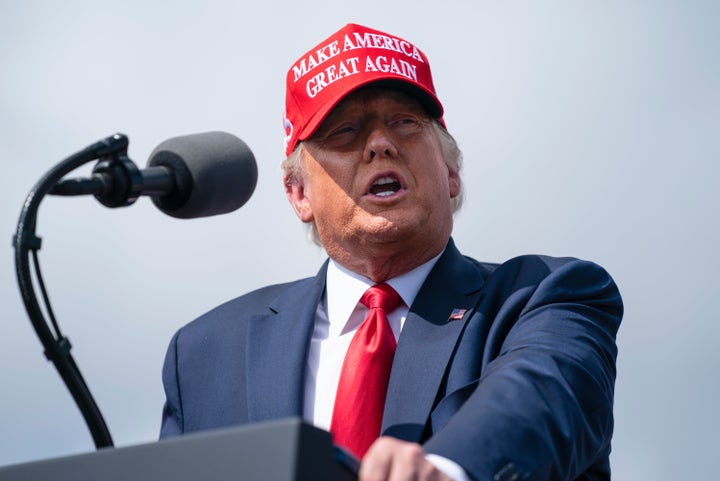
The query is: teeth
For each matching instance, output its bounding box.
[369,176,401,196]
[373,177,396,186]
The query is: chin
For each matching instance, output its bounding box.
[359,220,417,244]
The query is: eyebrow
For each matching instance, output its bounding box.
[334,92,422,119]
[313,100,364,138]
[323,102,354,124]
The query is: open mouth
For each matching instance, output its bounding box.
[369,176,402,197]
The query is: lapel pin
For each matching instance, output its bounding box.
[448,308,467,321]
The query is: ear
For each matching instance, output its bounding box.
[448,166,461,199]
[284,172,314,223]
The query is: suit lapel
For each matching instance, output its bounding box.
[381,239,486,441]
[245,265,327,423]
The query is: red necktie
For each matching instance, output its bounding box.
[330,283,402,459]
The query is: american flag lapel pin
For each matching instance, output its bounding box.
[448,308,467,321]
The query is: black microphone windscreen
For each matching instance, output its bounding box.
[147,132,258,219]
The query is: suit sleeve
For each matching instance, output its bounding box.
[159,329,184,438]
[423,258,623,481]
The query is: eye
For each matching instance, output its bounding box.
[389,115,422,134]
[313,122,360,150]
[328,125,357,137]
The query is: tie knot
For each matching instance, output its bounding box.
[360,283,402,312]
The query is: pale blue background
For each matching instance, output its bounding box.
[1,1,718,480]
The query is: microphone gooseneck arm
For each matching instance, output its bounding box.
[14,131,257,450]
[13,133,130,449]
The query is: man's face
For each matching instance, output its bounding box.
[286,87,461,259]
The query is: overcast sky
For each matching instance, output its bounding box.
[1,1,718,480]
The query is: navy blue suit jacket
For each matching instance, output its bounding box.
[160,239,622,481]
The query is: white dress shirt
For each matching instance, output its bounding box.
[303,254,469,481]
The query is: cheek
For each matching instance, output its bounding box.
[304,167,355,218]
[311,162,356,198]
[422,158,457,198]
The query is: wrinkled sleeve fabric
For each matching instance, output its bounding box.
[159,329,183,438]
[424,257,623,481]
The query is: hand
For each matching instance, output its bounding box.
[359,437,453,481]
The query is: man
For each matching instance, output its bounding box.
[160,24,623,481]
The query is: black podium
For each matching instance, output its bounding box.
[0,418,357,481]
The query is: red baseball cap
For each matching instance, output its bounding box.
[283,23,445,156]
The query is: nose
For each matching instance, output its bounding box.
[364,124,398,161]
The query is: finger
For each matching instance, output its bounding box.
[360,437,428,481]
[359,438,395,481]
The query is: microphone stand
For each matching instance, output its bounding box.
[13,133,134,449]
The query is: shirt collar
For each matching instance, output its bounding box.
[325,250,444,335]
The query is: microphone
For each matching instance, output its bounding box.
[50,131,258,219]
